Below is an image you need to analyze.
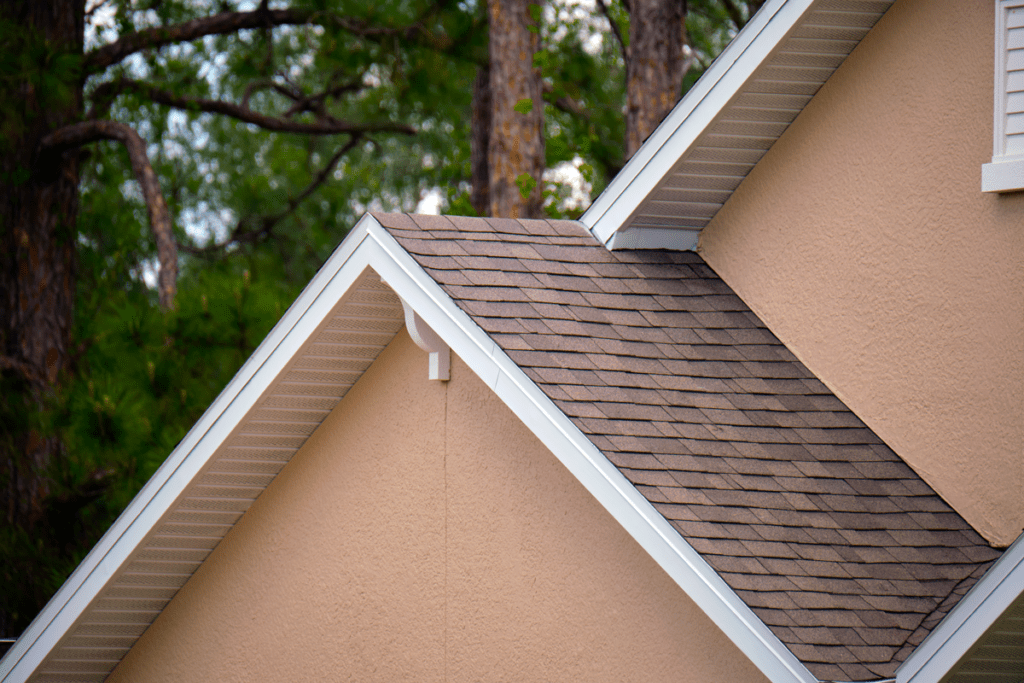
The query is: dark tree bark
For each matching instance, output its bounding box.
[487,0,544,219]
[471,64,492,216]
[40,120,178,308]
[91,79,416,137]
[0,0,86,529]
[625,0,690,159]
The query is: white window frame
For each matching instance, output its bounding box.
[982,0,1024,192]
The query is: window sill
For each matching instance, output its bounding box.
[982,158,1024,193]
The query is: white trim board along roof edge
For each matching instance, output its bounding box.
[581,0,814,244]
[585,0,798,240]
[896,530,1024,683]
[0,214,817,683]
[0,217,381,683]
[582,0,896,249]
[366,218,818,683]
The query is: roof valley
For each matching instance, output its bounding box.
[374,212,1002,682]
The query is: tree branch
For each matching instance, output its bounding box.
[720,0,746,30]
[180,135,362,256]
[594,0,627,60]
[0,356,44,385]
[101,79,416,136]
[83,7,458,75]
[282,77,364,119]
[39,121,178,309]
[240,78,282,109]
[542,82,589,120]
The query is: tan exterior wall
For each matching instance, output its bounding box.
[108,329,769,683]
[699,0,1024,546]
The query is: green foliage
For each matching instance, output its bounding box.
[515,172,538,199]
[0,0,759,637]
[445,187,479,217]
[513,97,534,115]
[0,19,80,152]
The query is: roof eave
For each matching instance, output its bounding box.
[0,214,821,683]
[351,218,820,683]
[0,215,382,682]
[580,0,816,245]
[895,530,1024,683]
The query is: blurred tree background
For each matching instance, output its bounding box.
[0,0,762,638]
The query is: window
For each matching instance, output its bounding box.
[982,0,1024,192]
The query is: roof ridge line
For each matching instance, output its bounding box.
[365,214,818,683]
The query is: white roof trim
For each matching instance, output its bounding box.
[400,297,451,380]
[0,213,818,683]
[896,531,1024,683]
[360,218,818,683]
[0,217,382,682]
[581,0,814,244]
[581,0,896,248]
[606,227,700,251]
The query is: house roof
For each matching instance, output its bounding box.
[3,0,1021,680]
[374,213,1002,682]
[582,0,895,250]
[0,213,1017,683]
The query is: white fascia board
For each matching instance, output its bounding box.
[896,531,1024,683]
[0,217,380,683]
[580,0,815,245]
[362,216,817,683]
[3,213,817,683]
[606,227,700,251]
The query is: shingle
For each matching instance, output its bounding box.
[650,374,733,393]
[739,539,803,559]
[586,353,670,375]
[592,370,663,389]
[677,437,745,457]
[531,243,618,264]
[622,469,681,487]
[580,418,667,438]
[517,333,603,354]
[656,486,715,506]
[463,269,546,288]
[507,349,594,370]
[667,470,736,490]
[370,211,418,230]
[391,236,470,257]
[373,214,1003,677]
[787,626,846,646]
[786,542,845,561]
[703,555,771,575]
[736,590,801,610]
[460,300,541,319]
[703,489,793,510]
[725,474,787,492]
[720,573,798,592]
[568,305,649,326]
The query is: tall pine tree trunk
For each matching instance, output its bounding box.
[487,0,544,219]
[0,0,85,530]
[625,0,689,159]
[471,64,491,217]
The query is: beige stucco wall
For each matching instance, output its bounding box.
[108,329,769,682]
[699,0,1024,546]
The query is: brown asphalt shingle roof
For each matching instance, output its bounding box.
[373,212,1001,682]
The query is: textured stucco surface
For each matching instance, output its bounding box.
[108,329,769,682]
[699,0,1024,546]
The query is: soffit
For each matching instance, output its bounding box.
[583,0,895,249]
[20,271,405,683]
[5,212,1016,683]
[943,592,1024,683]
